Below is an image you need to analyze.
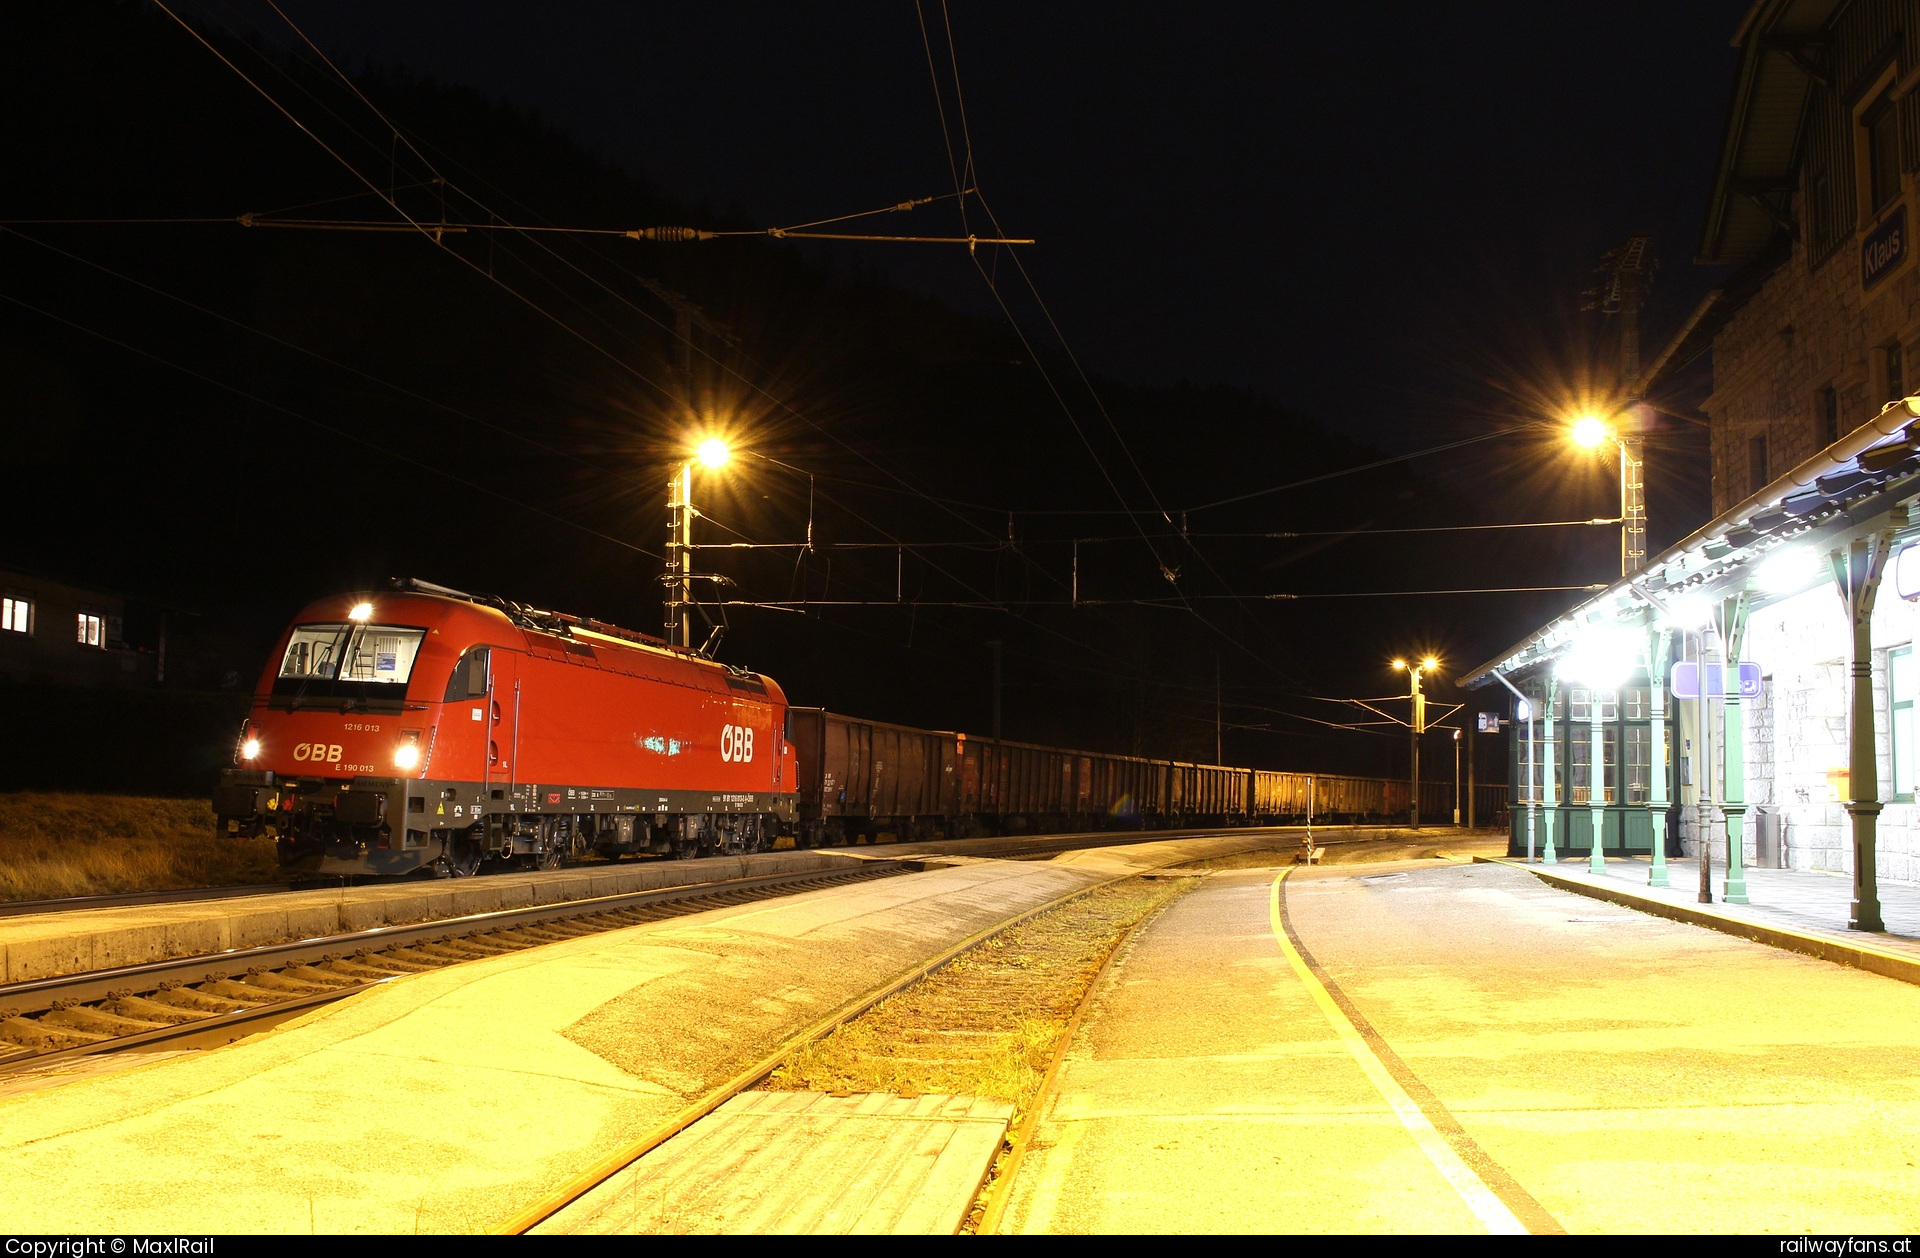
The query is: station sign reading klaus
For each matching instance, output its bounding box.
[1863,201,1911,295]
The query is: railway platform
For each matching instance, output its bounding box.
[1480,855,1920,985]
[0,849,871,984]
[0,831,1280,1234]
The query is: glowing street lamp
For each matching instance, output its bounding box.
[1391,656,1440,829]
[1558,625,1639,875]
[1568,412,1647,577]
[665,434,732,649]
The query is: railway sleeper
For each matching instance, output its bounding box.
[38,1005,174,1037]
[229,971,337,995]
[0,1016,105,1050]
[196,979,296,1003]
[318,958,417,980]
[405,942,497,963]
[363,950,442,972]
[149,988,252,1014]
[277,964,371,988]
[100,995,214,1026]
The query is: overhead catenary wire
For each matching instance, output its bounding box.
[136,6,1163,706]
[149,4,1458,759]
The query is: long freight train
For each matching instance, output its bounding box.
[213,580,1449,876]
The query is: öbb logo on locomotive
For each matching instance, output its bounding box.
[720,723,754,763]
[293,743,344,763]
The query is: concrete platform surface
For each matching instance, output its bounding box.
[0,832,1277,1234]
[0,850,871,984]
[1489,856,1920,980]
[1001,859,1920,1234]
[547,1091,1012,1234]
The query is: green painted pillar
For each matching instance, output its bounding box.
[1588,694,1608,875]
[1723,595,1751,904]
[1647,627,1672,888]
[1542,680,1559,864]
[1830,516,1903,933]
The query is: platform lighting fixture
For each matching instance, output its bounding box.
[1390,656,1438,829]
[1660,592,1713,631]
[1571,414,1611,448]
[1757,546,1822,596]
[348,602,374,622]
[696,437,732,469]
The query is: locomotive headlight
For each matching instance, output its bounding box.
[393,730,422,771]
[241,737,261,761]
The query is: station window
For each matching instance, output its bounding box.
[1818,385,1840,446]
[1749,433,1770,495]
[1568,728,1617,805]
[1568,688,1617,722]
[76,613,103,648]
[1889,342,1907,404]
[1625,726,1651,805]
[1,596,29,635]
[1893,645,1915,801]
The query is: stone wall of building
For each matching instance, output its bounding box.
[1706,182,1920,517]
[1740,583,1920,883]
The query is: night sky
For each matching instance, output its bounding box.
[2,1,1755,780]
[260,0,1750,447]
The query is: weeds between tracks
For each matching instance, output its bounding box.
[0,791,278,901]
[764,875,1195,1109]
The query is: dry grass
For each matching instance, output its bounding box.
[765,876,1192,1105]
[0,792,281,901]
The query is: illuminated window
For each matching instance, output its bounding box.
[1568,728,1617,805]
[1,596,29,635]
[1568,688,1617,722]
[1894,646,1915,801]
[76,613,103,648]
[1625,726,1650,805]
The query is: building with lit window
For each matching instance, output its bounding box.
[0,567,154,688]
[1463,0,1920,917]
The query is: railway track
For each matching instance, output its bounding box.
[0,882,309,919]
[0,822,1339,920]
[0,860,921,1069]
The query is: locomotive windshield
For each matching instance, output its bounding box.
[271,622,426,711]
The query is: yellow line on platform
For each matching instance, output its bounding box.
[1267,870,1532,1236]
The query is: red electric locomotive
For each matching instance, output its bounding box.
[213,579,796,875]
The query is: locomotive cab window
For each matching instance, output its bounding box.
[272,622,427,711]
[445,646,491,700]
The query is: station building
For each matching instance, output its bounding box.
[1463,0,1920,925]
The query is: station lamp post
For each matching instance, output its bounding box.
[1571,413,1647,578]
[1391,656,1438,829]
[664,437,731,649]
